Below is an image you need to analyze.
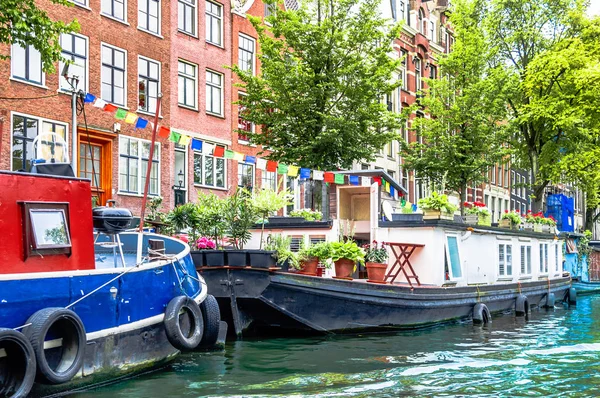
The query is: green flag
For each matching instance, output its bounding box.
[115,108,127,120]
[334,174,345,184]
[278,164,288,174]
[169,131,181,143]
[224,149,234,159]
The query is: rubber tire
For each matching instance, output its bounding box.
[543,292,556,308]
[0,328,36,398]
[164,296,203,351]
[473,303,492,325]
[22,308,86,385]
[199,295,221,348]
[515,294,529,316]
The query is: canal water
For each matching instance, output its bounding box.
[74,295,600,397]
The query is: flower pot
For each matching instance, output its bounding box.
[279,259,290,272]
[423,209,454,221]
[523,222,534,231]
[226,250,248,266]
[499,219,514,229]
[247,250,277,269]
[190,250,205,268]
[366,262,388,283]
[533,224,543,233]
[542,225,552,233]
[391,213,424,222]
[477,214,492,226]
[299,257,319,275]
[334,258,355,280]
[204,250,226,266]
[464,214,479,225]
[267,216,305,225]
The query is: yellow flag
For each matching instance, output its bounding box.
[179,135,191,146]
[124,112,138,124]
[233,151,245,161]
[287,165,299,177]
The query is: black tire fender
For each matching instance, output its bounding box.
[164,296,203,351]
[567,287,577,305]
[0,328,36,398]
[22,308,86,385]
[515,294,529,316]
[473,303,492,325]
[543,292,556,308]
[199,295,221,348]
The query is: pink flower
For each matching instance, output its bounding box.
[196,237,216,250]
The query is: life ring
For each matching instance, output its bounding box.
[164,296,203,351]
[473,303,492,325]
[198,295,221,348]
[0,328,36,398]
[543,292,556,309]
[22,308,86,385]
[515,294,529,316]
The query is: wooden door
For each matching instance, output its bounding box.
[78,131,113,206]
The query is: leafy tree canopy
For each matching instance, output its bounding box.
[233,0,403,170]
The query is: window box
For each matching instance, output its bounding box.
[391,213,423,222]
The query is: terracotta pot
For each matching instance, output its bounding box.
[334,258,355,279]
[299,257,319,275]
[366,262,388,283]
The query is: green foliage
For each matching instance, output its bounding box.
[1,0,80,72]
[224,188,258,249]
[400,202,414,214]
[147,197,163,221]
[417,192,457,214]
[232,0,402,170]
[166,202,199,233]
[265,234,299,269]
[500,211,521,225]
[196,193,227,247]
[299,241,331,262]
[329,240,365,263]
[289,208,322,221]
[577,230,592,269]
[364,243,388,263]
[252,188,292,248]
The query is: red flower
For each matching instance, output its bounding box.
[527,210,532,213]
[504,209,509,213]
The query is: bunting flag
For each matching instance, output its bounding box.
[361,176,371,186]
[384,181,391,193]
[124,112,138,124]
[115,108,127,120]
[256,158,267,170]
[233,152,245,162]
[300,168,311,179]
[278,163,289,174]
[266,160,278,172]
[373,176,382,186]
[135,118,149,129]
[224,149,235,159]
[213,146,225,157]
[390,186,395,197]
[84,93,96,103]
[349,175,359,185]
[191,138,202,151]
[287,165,299,177]
[245,155,256,164]
[313,170,324,181]
[203,142,215,154]
[169,131,181,143]
[93,98,107,109]
[158,126,171,138]
[104,103,118,112]
[324,172,334,183]
[179,135,191,146]
[334,174,345,184]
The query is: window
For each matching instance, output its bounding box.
[539,243,549,274]
[238,34,256,74]
[261,171,276,190]
[70,0,88,6]
[504,167,509,188]
[178,61,197,108]
[174,144,187,190]
[101,44,126,106]
[400,51,408,91]
[11,114,67,172]
[238,93,253,141]
[206,70,223,115]
[555,244,559,272]
[205,1,222,46]
[520,245,532,275]
[238,162,254,190]
[11,43,43,85]
[138,57,160,113]
[193,145,226,188]
[102,0,126,21]
[178,0,196,35]
[445,235,462,279]
[511,170,515,193]
[429,20,435,41]
[399,0,405,22]
[414,57,422,93]
[498,244,512,277]
[21,202,72,260]
[118,136,160,196]
[139,0,161,35]
[429,65,437,80]
[264,2,276,17]
[285,176,300,215]
[390,0,396,21]
[60,34,87,92]
[387,142,394,158]
[491,165,496,184]
[418,8,425,34]
[361,163,369,170]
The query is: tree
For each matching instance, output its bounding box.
[1,0,80,73]
[400,0,510,215]
[233,0,402,170]
[485,0,595,212]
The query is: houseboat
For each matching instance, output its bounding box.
[196,170,574,337]
[563,234,600,294]
[0,146,220,397]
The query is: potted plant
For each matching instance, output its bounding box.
[463,201,491,226]
[329,240,365,280]
[418,192,457,221]
[541,215,557,233]
[289,209,323,221]
[392,201,424,222]
[224,189,258,266]
[500,210,521,229]
[194,193,227,267]
[253,188,292,248]
[523,211,535,230]
[191,236,216,267]
[264,235,299,271]
[298,241,331,275]
[363,241,388,283]
[530,211,545,232]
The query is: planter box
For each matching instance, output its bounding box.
[542,225,552,233]
[391,213,423,222]
[478,214,492,226]
[204,250,226,267]
[190,251,205,268]
[499,219,519,229]
[523,222,534,231]
[533,224,543,233]
[226,250,248,266]
[267,216,305,225]
[247,250,277,268]
[464,214,479,225]
[423,209,454,221]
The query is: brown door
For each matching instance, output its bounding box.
[78,131,114,206]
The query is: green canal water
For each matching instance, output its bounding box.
[74,295,600,397]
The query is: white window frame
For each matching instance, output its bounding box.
[205,1,223,47]
[10,43,45,87]
[261,170,277,191]
[445,234,463,281]
[100,43,128,106]
[101,0,128,23]
[539,242,549,274]
[520,244,532,276]
[193,145,227,189]
[237,162,255,190]
[178,0,197,37]
[10,112,69,172]
[138,0,162,36]
[429,20,435,41]
[554,243,560,274]
[206,69,224,116]
[238,33,256,75]
[59,33,89,93]
[498,243,513,278]
[118,135,161,196]
[70,0,89,7]
[178,60,198,110]
[284,176,301,215]
[174,143,188,200]
[237,92,254,142]
[414,57,422,93]
[137,55,161,115]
